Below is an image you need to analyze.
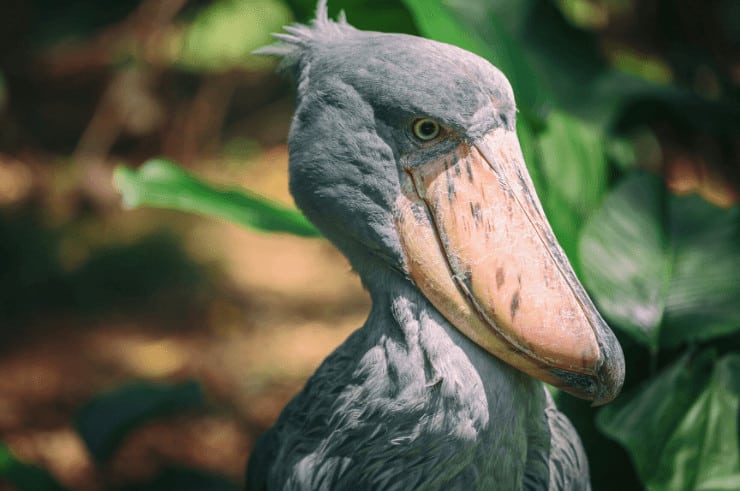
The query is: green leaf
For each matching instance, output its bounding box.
[0,443,68,491]
[113,159,321,237]
[596,351,715,487]
[662,195,740,347]
[400,0,497,58]
[580,172,740,349]
[579,173,669,349]
[75,380,204,462]
[178,0,293,72]
[516,116,545,198]
[538,112,609,217]
[536,111,608,263]
[649,355,740,490]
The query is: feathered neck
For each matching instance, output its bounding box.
[310,272,551,486]
[248,270,554,489]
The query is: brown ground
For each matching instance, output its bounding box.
[0,144,371,490]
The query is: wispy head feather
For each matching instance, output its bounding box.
[253,0,354,74]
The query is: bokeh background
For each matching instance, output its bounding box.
[0,0,738,490]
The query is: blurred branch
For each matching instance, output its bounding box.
[163,73,239,165]
[68,0,186,208]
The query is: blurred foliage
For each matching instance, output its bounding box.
[76,380,204,463]
[178,0,293,71]
[0,443,68,491]
[1,0,739,489]
[596,351,740,491]
[0,208,209,325]
[581,173,740,351]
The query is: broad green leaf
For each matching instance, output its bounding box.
[178,0,293,72]
[537,112,608,216]
[649,355,740,490]
[580,172,740,349]
[75,380,204,462]
[662,195,740,347]
[596,351,715,487]
[536,111,608,262]
[113,159,320,237]
[400,0,498,59]
[0,443,68,490]
[579,173,669,349]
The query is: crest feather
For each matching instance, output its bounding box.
[253,0,354,72]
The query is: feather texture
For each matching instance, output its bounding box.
[246,278,590,490]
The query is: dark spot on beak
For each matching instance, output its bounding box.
[496,267,505,289]
[510,290,520,319]
[469,201,481,224]
[444,161,456,202]
[465,158,473,182]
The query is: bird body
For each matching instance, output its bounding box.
[247,3,623,489]
[248,278,589,490]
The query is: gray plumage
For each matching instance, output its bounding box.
[247,2,591,489]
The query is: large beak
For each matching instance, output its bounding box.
[395,128,624,405]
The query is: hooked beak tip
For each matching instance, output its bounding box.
[592,341,626,406]
[547,320,625,405]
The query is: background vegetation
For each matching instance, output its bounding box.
[0,0,738,489]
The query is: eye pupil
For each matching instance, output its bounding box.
[413,118,441,141]
[420,121,435,136]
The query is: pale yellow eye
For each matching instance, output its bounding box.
[412,118,441,141]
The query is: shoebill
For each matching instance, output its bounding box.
[247,2,624,489]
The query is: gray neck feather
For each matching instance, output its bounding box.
[269,270,551,488]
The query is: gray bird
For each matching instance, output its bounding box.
[247,2,624,489]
